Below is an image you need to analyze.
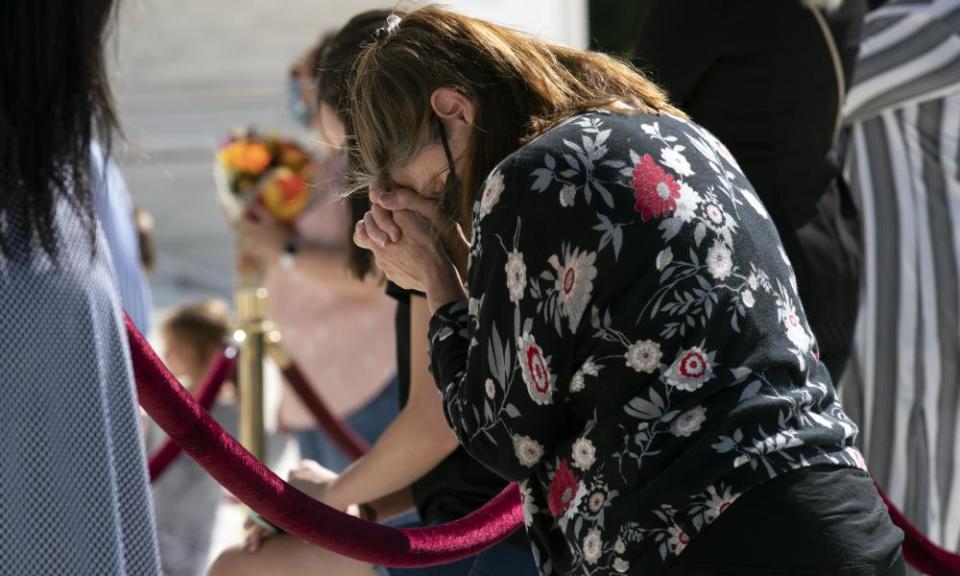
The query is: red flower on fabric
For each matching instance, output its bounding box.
[679,350,708,380]
[547,459,580,518]
[631,154,681,222]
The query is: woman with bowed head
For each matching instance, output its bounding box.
[210,10,537,576]
[352,7,905,575]
[0,0,159,573]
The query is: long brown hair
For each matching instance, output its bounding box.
[347,6,685,226]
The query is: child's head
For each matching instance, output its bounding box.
[162,299,230,383]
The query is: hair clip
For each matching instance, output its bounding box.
[374,14,403,39]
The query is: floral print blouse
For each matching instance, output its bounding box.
[428,110,865,575]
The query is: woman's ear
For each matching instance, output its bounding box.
[430,87,475,127]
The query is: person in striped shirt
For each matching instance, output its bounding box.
[842,0,960,556]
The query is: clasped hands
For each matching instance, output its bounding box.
[353,186,468,311]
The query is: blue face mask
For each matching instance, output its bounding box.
[287,75,315,128]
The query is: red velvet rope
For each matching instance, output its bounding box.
[125,313,960,571]
[874,481,960,576]
[281,360,370,461]
[148,349,235,482]
[125,313,523,567]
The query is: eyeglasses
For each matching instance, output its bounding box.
[436,117,461,218]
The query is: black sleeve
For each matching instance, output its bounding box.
[631,0,724,105]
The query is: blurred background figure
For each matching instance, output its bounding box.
[0,0,160,573]
[149,299,238,576]
[632,0,868,383]
[840,0,960,558]
[236,30,398,473]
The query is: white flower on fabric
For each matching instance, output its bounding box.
[559,184,576,207]
[670,405,707,437]
[747,273,759,291]
[625,340,662,374]
[562,483,588,522]
[570,371,586,393]
[701,199,736,243]
[667,526,690,556]
[703,484,739,523]
[706,241,733,281]
[614,537,627,555]
[551,247,597,332]
[505,250,527,304]
[705,203,725,225]
[478,170,504,219]
[674,182,702,223]
[570,357,600,393]
[583,529,603,565]
[664,346,715,392]
[484,378,496,399]
[588,491,606,513]
[741,289,755,308]
[614,558,630,573]
[519,481,539,527]
[660,145,694,178]
[779,299,813,356]
[656,247,674,271]
[518,333,553,405]
[513,434,544,467]
[572,437,597,471]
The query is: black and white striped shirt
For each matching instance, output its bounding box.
[842,0,960,553]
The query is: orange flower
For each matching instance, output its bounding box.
[219,140,272,175]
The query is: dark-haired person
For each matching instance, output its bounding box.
[0,1,160,573]
[239,21,400,478]
[210,10,537,576]
[352,7,905,575]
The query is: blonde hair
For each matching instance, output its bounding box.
[347,6,685,226]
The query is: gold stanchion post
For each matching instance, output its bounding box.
[235,285,269,462]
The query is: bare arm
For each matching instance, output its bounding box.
[322,295,460,510]
[366,488,416,522]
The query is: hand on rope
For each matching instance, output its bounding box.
[245,459,338,552]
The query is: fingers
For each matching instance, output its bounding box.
[245,525,268,552]
[364,210,393,248]
[372,204,402,242]
[245,202,270,222]
[353,220,375,251]
[373,187,444,225]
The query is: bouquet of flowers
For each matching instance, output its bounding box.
[214,127,312,226]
